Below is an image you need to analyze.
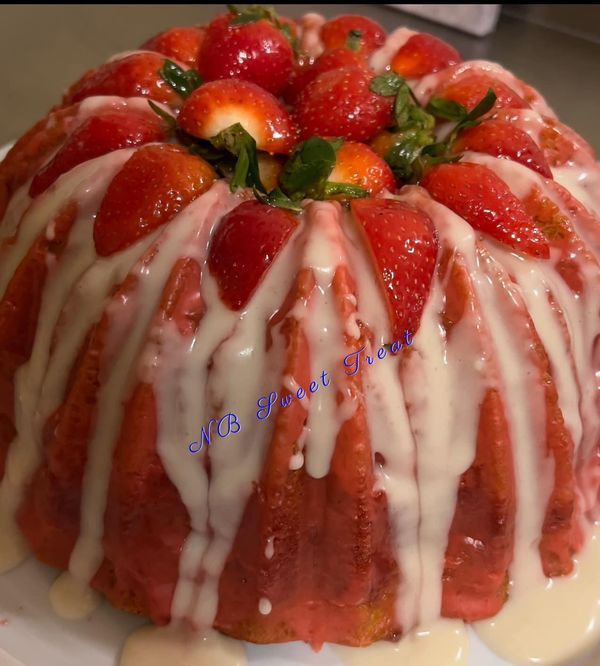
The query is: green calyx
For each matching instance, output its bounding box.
[159,59,202,99]
[370,72,497,182]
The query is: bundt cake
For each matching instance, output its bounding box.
[1,4,599,655]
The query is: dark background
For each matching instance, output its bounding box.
[1,4,599,150]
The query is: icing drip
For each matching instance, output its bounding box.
[0,150,135,574]
[164,203,301,627]
[120,626,246,666]
[335,619,468,666]
[293,201,351,480]
[49,571,101,620]
[476,523,600,665]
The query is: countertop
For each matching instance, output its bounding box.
[0,4,598,151]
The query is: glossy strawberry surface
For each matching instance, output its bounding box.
[422,162,550,258]
[142,26,206,68]
[197,12,294,96]
[352,198,438,337]
[392,33,461,78]
[320,15,385,55]
[30,110,167,197]
[453,119,552,178]
[179,79,297,154]
[94,145,216,256]
[208,200,298,310]
[295,67,393,142]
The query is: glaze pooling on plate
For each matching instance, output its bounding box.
[0,6,600,666]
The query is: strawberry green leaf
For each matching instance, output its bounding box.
[159,59,202,99]
[254,186,302,212]
[370,72,406,97]
[227,4,299,51]
[147,100,177,131]
[445,89,497,146]
[426,97,467,122]
[280,137,338,196]
[323,182,369,199]
[385,130,435,181]
[347,29,363,52]
[210,123,266,193]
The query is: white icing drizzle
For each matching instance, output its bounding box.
[369,26,416,73]
[163,203,301,628]
[264,537,274,560]
[0,19,600,666]
[49,571,101,620]
[465,153,600,484]
[68,184,237,589]
[120,626,246,666]
[554,164,600,217]
[258,597,272,616]
[476,522,600,665]
[298,13,326,60]
[0,150,135,574]
[335,619,469,666]
[293,201,349,480]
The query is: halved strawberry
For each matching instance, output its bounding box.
[434,73,528,112]
[320,15,385,55]
[208,200,298,310]
[421,162,549,258]
[453,119,552,178]
[328,142,395,196]
[141,26,206,68]
[63,53,183,108]
[30,110,167,197]
[295,67,393,142]
[93,144,215,256]
[0,105,79,219]
[179,79,297,154]
[391,33,461,79]
[285,48,368,104]
[197,12,294,96]
[351,198,438,336]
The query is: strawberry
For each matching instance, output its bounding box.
[208,200,298,310]
[197,12,294,96]
[351,198,438,336]
[285,48,367,104]
[320,15,385,55]
[328,142,395,196]
[30,110,167,197]
[179,79,297,154]
[63,53,183,108]
[453,119,552,178]
[141,26,206,68]
[295,67,393,142]
[391,33,461,78]
[93,144,215,256]
[434,73,528,112]
[421,162,550,258]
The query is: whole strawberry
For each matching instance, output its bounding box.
[391,33,461,78]
[320,15,385,55]
[142,26,206,68]
[197,9,294,96]
[295,67,393,142]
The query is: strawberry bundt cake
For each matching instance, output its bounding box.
[1,4,600,653]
